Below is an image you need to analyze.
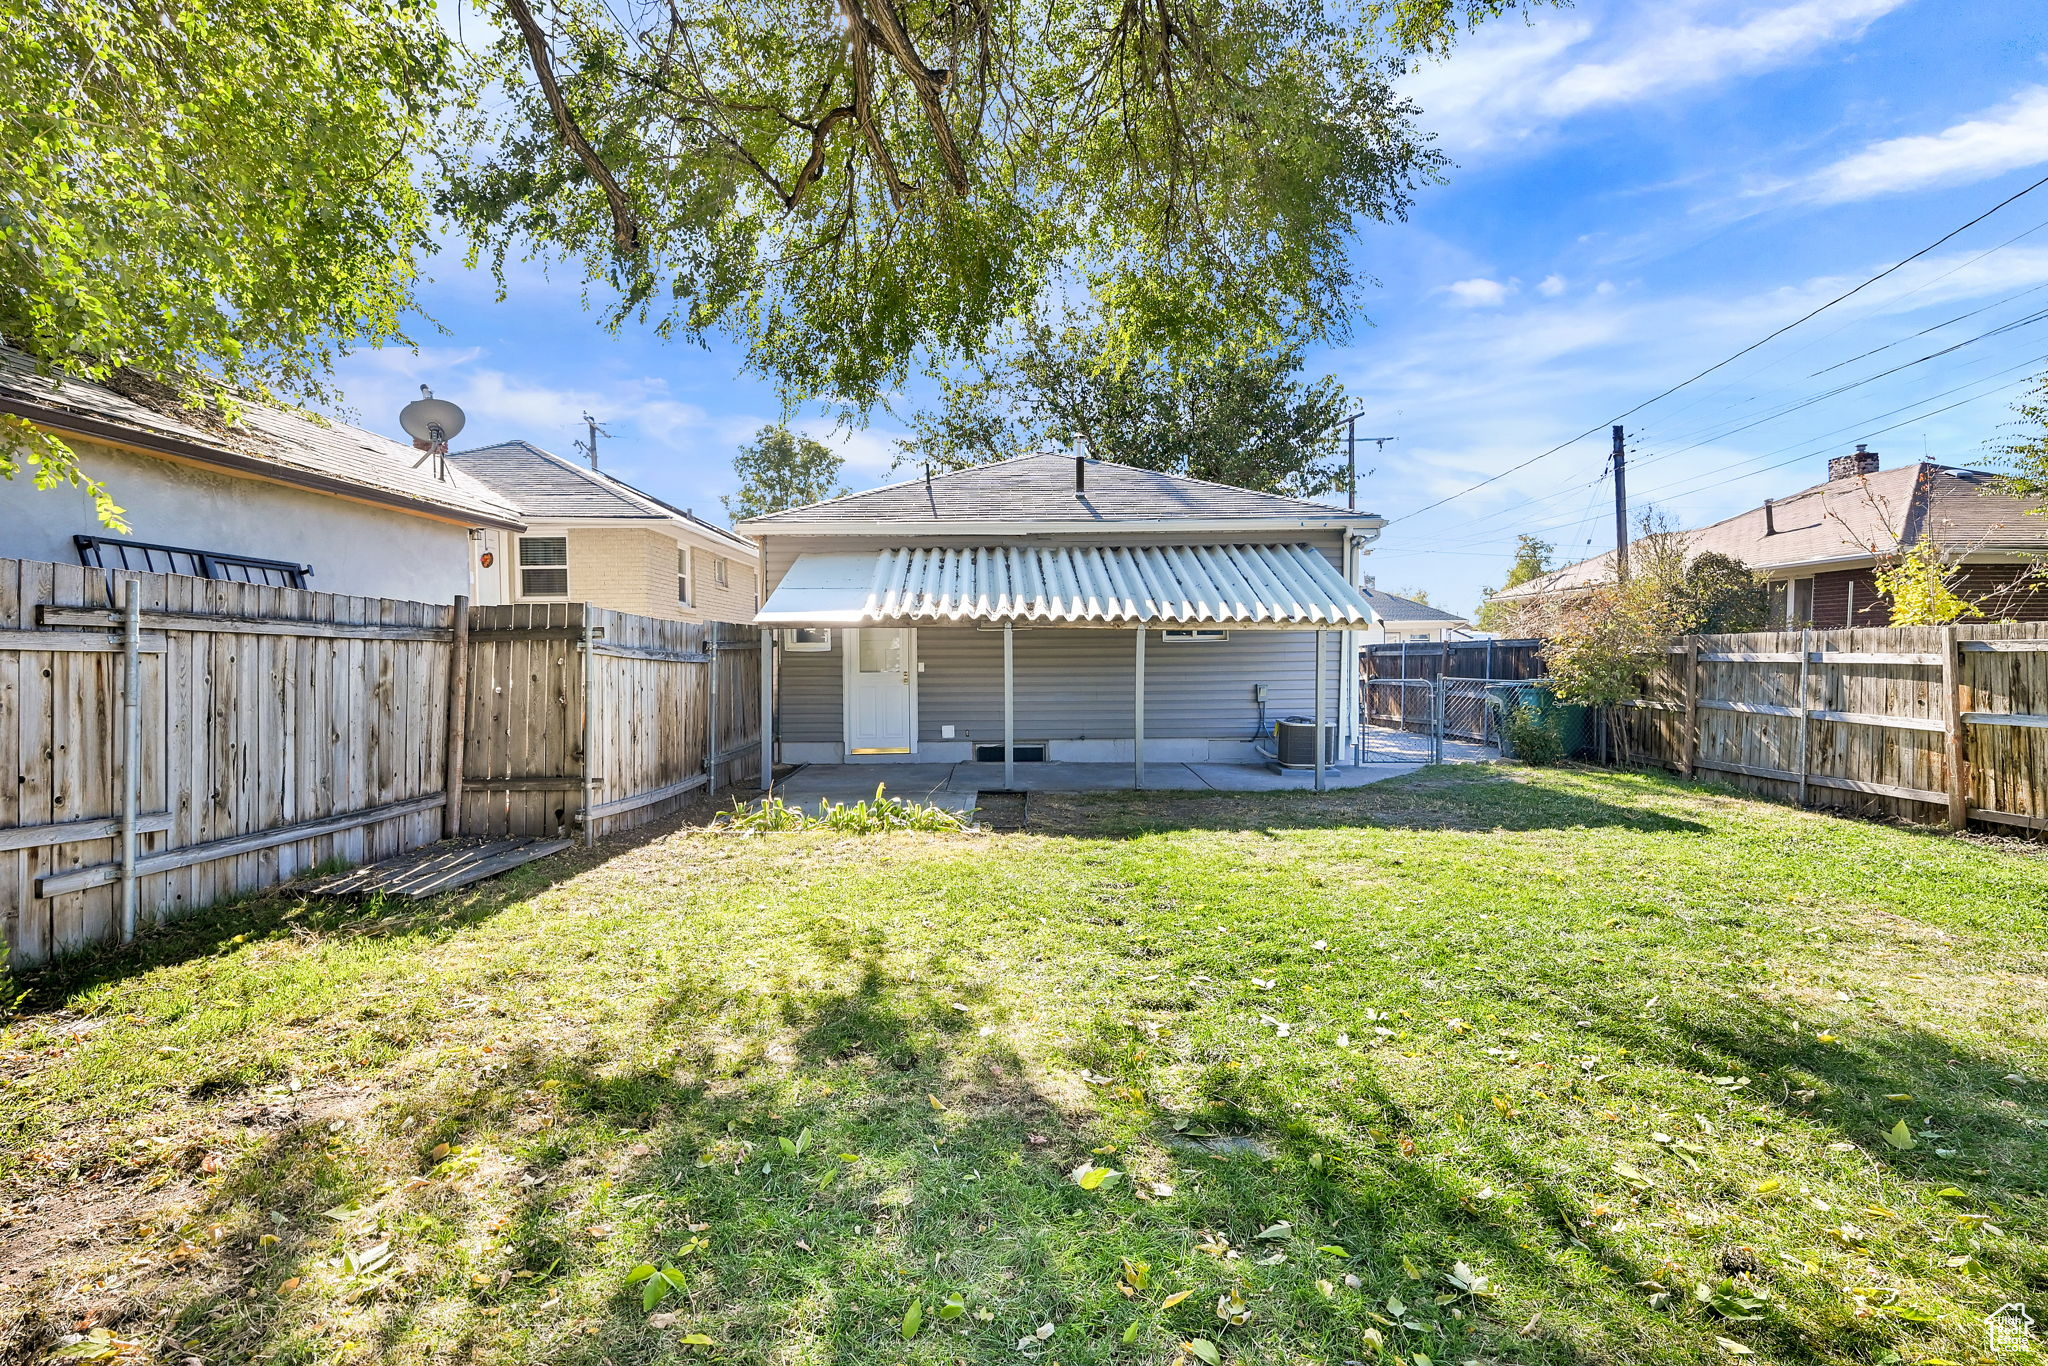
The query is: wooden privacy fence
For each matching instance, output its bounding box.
[1609,621,2048,832]
[458,605,760,842]
[0,557,760,964]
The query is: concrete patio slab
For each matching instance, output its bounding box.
[1185,762,1426,790]
[944,761,1210,793]
[774,763,976,815]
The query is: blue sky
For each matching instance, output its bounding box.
[329,0,2048,617]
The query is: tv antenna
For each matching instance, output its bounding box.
[399,385,466,480]
[575,412,611,470]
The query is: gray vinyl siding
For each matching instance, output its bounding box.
[781,644,844,743]
[777,626,1344,745]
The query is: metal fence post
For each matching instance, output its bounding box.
[1432,674,1445,764]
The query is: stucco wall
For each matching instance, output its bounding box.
[0,437,474,601]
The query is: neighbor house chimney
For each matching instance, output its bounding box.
[1829,444,1880,482]
[1075,455,1087,498]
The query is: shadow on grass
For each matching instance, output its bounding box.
[7,819,687,1018]
[1025,766,1710,840]
[152,932,1641,1366]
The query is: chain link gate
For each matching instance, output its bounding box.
[1357,673,1512,764]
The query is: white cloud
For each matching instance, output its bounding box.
[1403,0,1907,154]
[1446,277,1515,307]
[1538,274,1568,298]
[1802,87,2048,203]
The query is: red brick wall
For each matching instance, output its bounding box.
[1955,564,2048,621]
[1806,563,2048,626]
[1810,568,1885,628]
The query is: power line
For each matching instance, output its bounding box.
[1384,170,2048,527]
[1620,213,2048,439]
[1418,358,2047,555]
[1619,307,2048,474]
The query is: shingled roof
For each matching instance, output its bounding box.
[1363,587,1469,625]
[445,440,752,548]
[0,345,523,529]
[1494,462,2048,602]
[737,453,1379,530]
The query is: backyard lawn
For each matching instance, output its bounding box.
[1,765,2044,1366]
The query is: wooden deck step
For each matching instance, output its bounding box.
[303,837,574,899]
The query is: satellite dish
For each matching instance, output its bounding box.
[399,385,466,445]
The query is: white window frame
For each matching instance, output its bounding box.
[677,545,692,606]
[713,555,729,589]
[516,535,570,599]
[1160,628,1229,643]
[783,627,833,652]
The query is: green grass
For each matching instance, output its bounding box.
[2,765,2044,1366]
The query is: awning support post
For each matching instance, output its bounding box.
[1133,626,1146,788]
[760,627,775,793]
[1002,621,1016,791]
[1313,628,1328,794]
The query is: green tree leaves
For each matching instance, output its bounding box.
[443,0,1532,407]
[725,425,849,520]
[895,325,1353,496]
[1,0,446,511]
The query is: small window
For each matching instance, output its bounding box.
[677,546,691,604]
[518,536,569,597]
[783,627,832,652]
[1160,629,1229,643]
[74,534,310,587]
[713,556,729,589]
[1776,576,1815,627]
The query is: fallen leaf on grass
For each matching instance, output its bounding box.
[1184,1338,1221,1365]
[1161,1290,1193,1309]
[1881,1120,1916,1151]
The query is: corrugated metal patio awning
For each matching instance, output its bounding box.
[757,544,1375,627]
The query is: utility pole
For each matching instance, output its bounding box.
[575,411,611,470]
[1611,424,1630,581]
[1332,411,1396,512]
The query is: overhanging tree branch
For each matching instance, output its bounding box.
[501,0,641,255]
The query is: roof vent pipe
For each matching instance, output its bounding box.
[1763,498,1776,535]
[1075,456,1086,498]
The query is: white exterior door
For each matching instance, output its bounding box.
[845,628,916,753]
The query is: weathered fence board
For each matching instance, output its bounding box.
[2,556,764,965]
[1609,620,2048,833]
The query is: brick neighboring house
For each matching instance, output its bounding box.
[445,440,758,622]
[1491,447,2048,628]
